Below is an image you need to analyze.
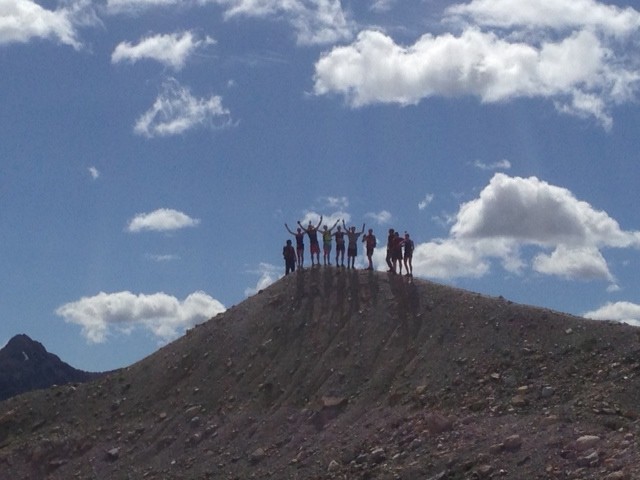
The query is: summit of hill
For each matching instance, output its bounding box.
[1,268,639,479]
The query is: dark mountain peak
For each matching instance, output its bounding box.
[2,334,47,361]
[0,334,101,402]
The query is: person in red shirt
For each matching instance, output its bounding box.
[283,239,297,275]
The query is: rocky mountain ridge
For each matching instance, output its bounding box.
[0,334,101,402]
[0,268,639,479]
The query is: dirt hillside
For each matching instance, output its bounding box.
[0,268,639,479]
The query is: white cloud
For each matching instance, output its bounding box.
[314,0,640,128]
[473,159,511,171]
[370,0,396,13]
[451,173,640,249]
[418,193,434,210]
[365,210,392,225]
[88,166,100,179]
[146,253,180,262]
[0,0,84,48]
[127,208,200,232]
[106,0,353,46]
[584,301,640,327]
[319,196,349,209]
[106,0,180,14]
[405,174,640,282]
[56,291,226,343]
[446,0,640,37]
[215,0,354,45]
[112,31,215,70]
[245,262,280,296]
[532,245,614,281]
[134,78,233,137]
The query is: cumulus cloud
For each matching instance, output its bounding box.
[88,166,100,179]
[532,245,613,281]
[56,291,226,343]
[313,0,640,128]
[134,78,233,137]
[408,174,640,282]
[584,301,640,327]
[451,174,640,249]
[127,208,200,233]
[245,262,280,296]
[112,31,215,70]
[0,0,85,48]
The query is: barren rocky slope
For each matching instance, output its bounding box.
[1,268,639,479]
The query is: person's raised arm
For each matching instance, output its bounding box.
[330,219,339,231]
[360,223,366,234]
[342,219,347,230]
[297,220,309,233]
[285,223,295,235]
[315,215,323,230]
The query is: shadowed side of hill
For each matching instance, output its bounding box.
[1,269,639,479]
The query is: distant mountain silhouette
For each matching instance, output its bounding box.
[0,334,101,401]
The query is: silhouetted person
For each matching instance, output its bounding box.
[403,232,414,276]
[344,220,365,269]
[283,239,296,275]
[392,231,404,274]
[298,215,323,266]
[362,228,376,270]
[334,225,346,267]
[285,223,305,268]
[386,228,395,272]
[321,219,340,266]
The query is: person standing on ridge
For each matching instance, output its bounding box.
[362,228,377,270]
[298,215,323,266]
[392,231,405,275]
[283,239,296,275]
[343,220,365,269]
[321,219,340,266]
[385,228,395,273]
[285,223,305,268]
[403,232,414,276]
[334,224,346,267]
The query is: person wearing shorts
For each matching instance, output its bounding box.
[362,228,376,270]
[392,231,404,274]
[298,215,323,266]
[344,221,365,269]
[285,223,305,268]
[321,219,339,266]
[403,232,414,276]
[334,225,346,267]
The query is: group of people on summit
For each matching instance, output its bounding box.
[282,215,414,277]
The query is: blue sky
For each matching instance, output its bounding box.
[2,0,640,371]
